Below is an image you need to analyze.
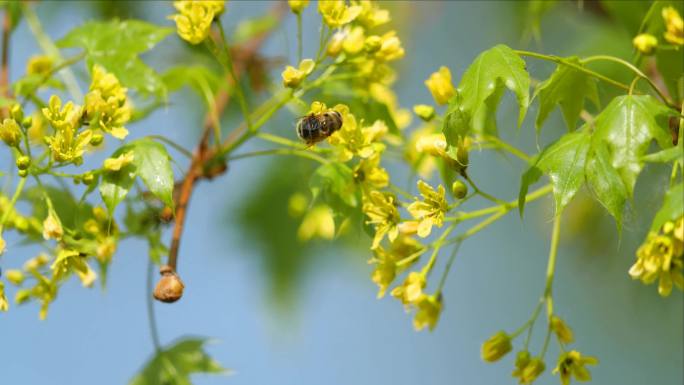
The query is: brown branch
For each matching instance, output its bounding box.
[156,3,287,302]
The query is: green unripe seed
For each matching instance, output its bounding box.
[82,172,95,185]
[90,133,104,146]
[10,104,23,122]
[16,155,30,170]
[452,180,468,199]
[21,116,33,129]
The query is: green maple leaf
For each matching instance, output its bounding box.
[129,338,228,385]
[443,44,529,144]
[534,57,599,132]
[519,131,591,216]
[586,143,628,231]
[591,95,673,198]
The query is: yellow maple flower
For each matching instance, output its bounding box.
[629,217,684,296]
[354,153,389,191]
[550,315,574,344]
[374,31,405,61]
[481,331,512,362]
[26,55,54,76]
[0,282,8,312]
[170,1,218,45]
[356,0,390,29]
[662,6,684,45]
[391,271,426,306]
[318,0,362,28]
[425,66,456,105]
[413,294,442,331]
[363,190,400,249]
[632,33,658,55]
[0,118,22,147]
[42,208,63,241]
[407,180,448,238]
[282,59,315,88]
[288,0,309,14]
[297,205,335,241]
[103,151,135,172]
[369,236,423,298]
[553,350,598,385]
[85,65,131,139]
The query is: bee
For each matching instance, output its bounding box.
[296,110,343,146]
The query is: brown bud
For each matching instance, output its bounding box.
[153,265,184,303]
[159,206,174,223]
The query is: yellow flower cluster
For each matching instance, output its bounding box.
[85,65,132,139]
[170,0,225,45]
[662,6,683,45]
[316,1,409,130]
[629,217,684,296]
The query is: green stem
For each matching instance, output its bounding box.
[582,54,676,108]
[452,184,553,222]
[543,213,562,301]
[464,173,505,204]
[214,21,253,131]
[421,225,456,276]
[515,50,630,92]
[146,258,162,352]
[146,135,193,159]
[227,148,327,164]
[296,12,303,63]
[0,175,27,232]
[435,241,462,295]
[480,135,532,162]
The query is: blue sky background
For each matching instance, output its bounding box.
[0,2,682,385]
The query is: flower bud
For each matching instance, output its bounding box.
[10,104,23,122]
[159,206,174,223]
[15,288,31,304]
[82,172,95,185]
[550,315,574,344]
[17,169,28,178]
[521,357,545,383]
[42,210,63,240]
[425,66,455,105]
[481,331,512,362]
[153,265,185,303]
[90,133,104,146]
[0,118,22,147]
[288,0,309,14]
[632,33,658,55]
[16,155,30,170]
[451,180,468,199]
[364,35,382,53]
[413,104,435,121]
[5,269,24,285]
[21,116,32,129]
[327,31,345,57]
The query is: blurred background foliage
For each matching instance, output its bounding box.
[0,1,681,385]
